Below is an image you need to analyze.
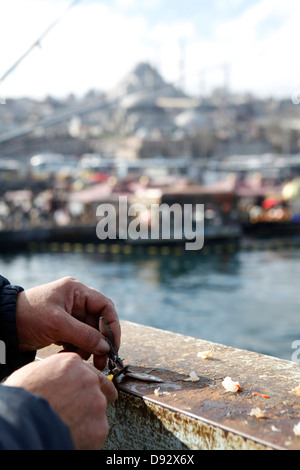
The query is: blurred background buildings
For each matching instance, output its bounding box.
[1,0,300,359]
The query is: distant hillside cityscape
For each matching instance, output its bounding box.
[0,62,300,161]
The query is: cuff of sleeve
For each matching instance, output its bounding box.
[0,283,36,378]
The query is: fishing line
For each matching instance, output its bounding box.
[0,0,84,85]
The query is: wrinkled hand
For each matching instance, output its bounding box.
[15,277,120,370]
[4,353,118,450]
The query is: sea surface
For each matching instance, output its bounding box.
[1,246,299,362]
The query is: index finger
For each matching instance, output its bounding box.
[72,280,121,350]
[84,287,121,369]
[96,297,121,351]
[84,362,118,405]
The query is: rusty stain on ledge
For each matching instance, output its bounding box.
[38,321,300,450]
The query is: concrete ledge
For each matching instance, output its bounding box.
[38,321,300,450]
[103,391,271,450]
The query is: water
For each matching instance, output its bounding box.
[1,247,299,361]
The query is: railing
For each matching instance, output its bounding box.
[39,321,300,450]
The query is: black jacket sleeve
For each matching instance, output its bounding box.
[0,275,75,450]
[0,275,35,380]
[0,385,74,450]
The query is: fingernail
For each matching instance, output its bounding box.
[95,338,111,354]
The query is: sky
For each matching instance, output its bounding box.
[0,0,299,101]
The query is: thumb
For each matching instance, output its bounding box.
[57,313,111,356]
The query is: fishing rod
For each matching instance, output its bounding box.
[0,0,83,85]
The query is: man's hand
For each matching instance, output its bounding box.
[4,353,118,450]
[15,277,120,370]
